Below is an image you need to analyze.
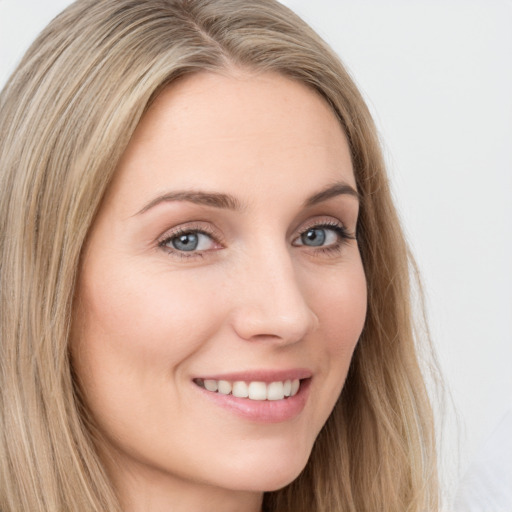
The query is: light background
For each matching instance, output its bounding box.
[1,0,511,506]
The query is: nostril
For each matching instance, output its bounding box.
[250,333,282,341]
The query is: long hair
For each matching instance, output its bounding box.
[0,1,439,510]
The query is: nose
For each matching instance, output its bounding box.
[229,247,319,344]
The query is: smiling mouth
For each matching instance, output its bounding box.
[193,378,302,401]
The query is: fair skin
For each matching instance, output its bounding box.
[72,70,367,512]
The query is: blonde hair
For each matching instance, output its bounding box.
[0,0,439,510]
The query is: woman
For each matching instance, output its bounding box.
[0,0,439,511]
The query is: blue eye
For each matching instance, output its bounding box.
[172,233,200,251]
[161,230,217,253]
[296,226,341,247]
[301,228,327,246]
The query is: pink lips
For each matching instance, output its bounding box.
[192,368,312,423]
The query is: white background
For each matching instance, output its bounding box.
[1,0,511,507]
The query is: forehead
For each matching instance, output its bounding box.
[108,71,355,212]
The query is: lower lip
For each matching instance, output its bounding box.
[193,379,311,423]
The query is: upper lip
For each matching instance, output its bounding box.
[194,368,312,383]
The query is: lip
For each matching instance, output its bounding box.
[195,368,312,383]
[191,368,312,423]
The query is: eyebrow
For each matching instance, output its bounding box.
[136,181,359,216]
[136,190,242,215]
[303,182,359,207]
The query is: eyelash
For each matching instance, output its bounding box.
[296,221,356,256]
[157,223,220,260]
[157,220,356,260]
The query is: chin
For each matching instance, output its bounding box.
[223,465,308,494]
[213,439,313,493]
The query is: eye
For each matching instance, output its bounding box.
[292,221,355,250]
[169,232,212,252]
[298,227,337,247]
[158,227,220,256]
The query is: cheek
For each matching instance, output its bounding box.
[75,263,226,368]
[307,257,367,420]
[315,261,367,355]
[70,265,232,446]
[70,264,228,442]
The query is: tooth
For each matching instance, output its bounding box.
[204,379,218,392]
[248,381,267,400]
[203,378,300,400]
[232,381,249,398]
[218,380,232,395]
[267,381,285,400]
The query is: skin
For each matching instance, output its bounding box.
[72,70,367,512]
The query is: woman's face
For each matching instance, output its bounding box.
[72,71,367,509]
